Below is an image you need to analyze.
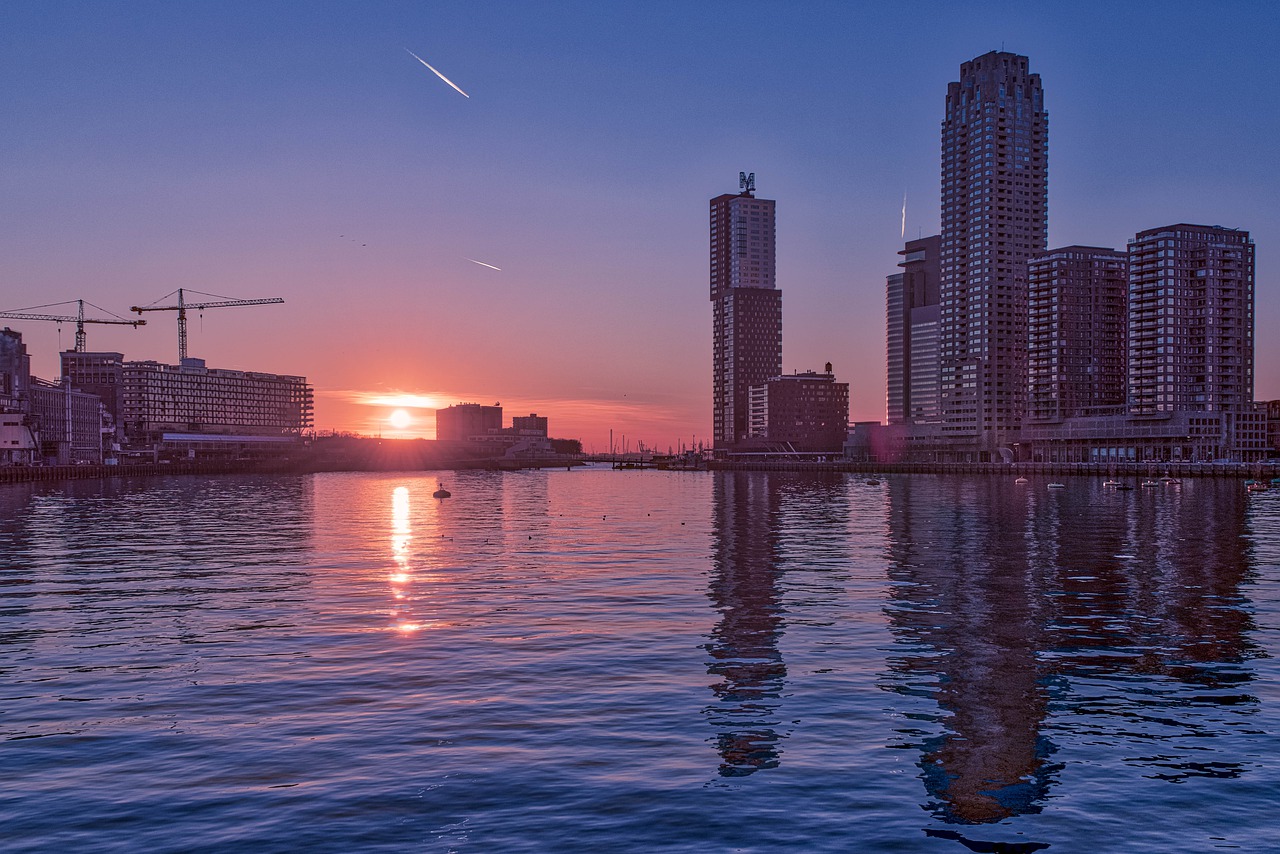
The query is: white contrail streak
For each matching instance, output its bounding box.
[901,193,907,240]
[405,48,470,98]
[466,257,501,271]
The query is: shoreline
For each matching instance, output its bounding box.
[2,456,1274,485]
[708,459,1275,478]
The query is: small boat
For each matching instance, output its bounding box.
[1103,479,1119,488]
[433,483,451,499]
[865,478,881,485]
[1271,478,1280,487]
[1047,482,1066,489]
[1141,480,1158,488]
[1014,476,1029,485]
[1246,480,1268,493]
[1162,477,1182,486]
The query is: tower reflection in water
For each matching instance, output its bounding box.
[885,476,1055,823]
[704,471,787,777]
[882,477,1257,825]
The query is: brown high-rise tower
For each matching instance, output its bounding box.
[710,175,782,449]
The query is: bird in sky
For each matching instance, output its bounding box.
[405,48,470,98]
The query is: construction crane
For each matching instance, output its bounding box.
[131,288,285,362]
[0,299,146,351]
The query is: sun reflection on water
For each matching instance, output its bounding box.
[389,486,418,632]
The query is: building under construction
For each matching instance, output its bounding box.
[1,333,312,465]
[1,290,312,463]
[61,355,313,461]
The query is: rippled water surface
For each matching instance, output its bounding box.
[2,469,1278,852]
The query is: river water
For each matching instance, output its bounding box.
[2,469,1277,852]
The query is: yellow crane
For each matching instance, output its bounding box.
[0,299,146,351]
[131,288,284,361]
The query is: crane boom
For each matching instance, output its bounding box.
[0,299,146,351]
[131,297,285,312]
[129,288,285,361]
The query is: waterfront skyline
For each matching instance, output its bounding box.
[2,2,1277,452]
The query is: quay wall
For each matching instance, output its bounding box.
[3,458,1273,485]
[0,455,582,485]
[0,460,271,485]
[708,459,1275,479]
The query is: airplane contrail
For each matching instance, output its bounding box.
[405,48,470,98]
[901,193,907,240]
[466,257,501,271]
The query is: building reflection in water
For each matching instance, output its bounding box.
[882,477,1258,825]
[704,471,787,777]
[884,477,1055,823]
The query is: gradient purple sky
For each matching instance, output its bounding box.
[2,1,1276,452]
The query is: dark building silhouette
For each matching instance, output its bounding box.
[435,402,503,442]
[510,413,548,436]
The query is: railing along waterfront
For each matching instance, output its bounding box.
[708,458,1275,478]
[3,457,1272,484]
[0,460,269,484]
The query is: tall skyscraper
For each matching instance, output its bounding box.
[938,51,1048,458]
[886,235,942,425]
[1027,246,1128,422]
[1127,224,1255,417]
[711,175,782,449]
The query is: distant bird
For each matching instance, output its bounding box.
[405,48,470,98]
[465,257,501,271]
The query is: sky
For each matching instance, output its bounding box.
[2,1,1277,453]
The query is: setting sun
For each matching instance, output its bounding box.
[388,409,412,429]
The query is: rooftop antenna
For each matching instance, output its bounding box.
[739,171,755,196]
